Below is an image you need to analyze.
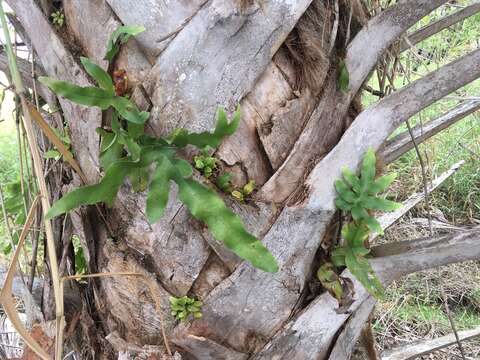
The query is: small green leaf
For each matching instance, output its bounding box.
[341,223,369,248]
[362,196,402,212]
[80,57,114,93]
[146,158,172,223]
[98,131,124,170]
[242,180,255,196]
[111,96,150,124]
[345,249,383,298]
[43,149,60,159]
[371,173,397,193]
[168,106,240,149]
[317,263,343,300]
[350,205,368,221]
[194,159,205,169]
[338,60,349,93]
[335,198,353,211]
[331,247,347,267]
[216,172,233,192]
[231,190,244,201]
[129,167,149,192]
[174,159,193,178]
[361,148,376,184]
[342,167,361,191]
[364,216,383,235]
[193,312,202,319]
[335,179,357,203]
[105,25,146,62]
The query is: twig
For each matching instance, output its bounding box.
[28,205,41,292]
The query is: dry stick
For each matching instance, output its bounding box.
[0,196,50,360]
[28,206,41,292]
[27,52,42,291]
[405,119,467,359]
[399,1,480,53]
[15,110,29,217]
[382,326,480,360]
[0,3,63,360]
[381,100,480,164]
[14,104,32,269]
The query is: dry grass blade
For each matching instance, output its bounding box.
[0,196,50,360]
[61,272,172,356]
[26,102,87,184]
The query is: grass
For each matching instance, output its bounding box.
[357,4,480,358]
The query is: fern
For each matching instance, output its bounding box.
[331,223,383,298]
[319,149,402,298]
[169,296,203,322]
[335,148,401,234]
[41,27,278,273]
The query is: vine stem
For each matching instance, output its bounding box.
[0,2,64,359]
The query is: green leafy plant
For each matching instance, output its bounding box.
[331,223,383,297]
[51,10,64,28]
[317,263,344,300]
[335,148,401,234]
[72,235,87,276]
[193,150,217,178]
[231,180,255,202]
[319,149,402,298]
[39,27,278,273]
[104,25,145,62]
[169,296,203,322]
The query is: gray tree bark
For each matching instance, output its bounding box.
[4,0,480,359]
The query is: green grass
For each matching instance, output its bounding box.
[361,5,480,222]
[374,302,480,334]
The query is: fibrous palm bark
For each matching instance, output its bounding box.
[4,0,480,358]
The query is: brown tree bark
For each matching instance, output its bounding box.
[4,0,480,359]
